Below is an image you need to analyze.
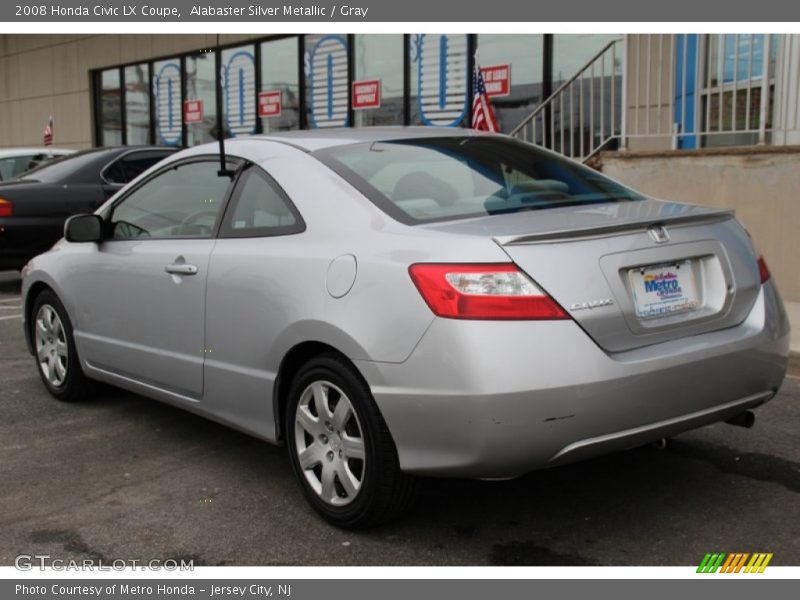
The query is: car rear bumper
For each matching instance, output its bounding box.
[355,282,790,478]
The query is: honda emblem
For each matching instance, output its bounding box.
[647,224,670,244]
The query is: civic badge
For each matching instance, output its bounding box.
[647,224,670,244]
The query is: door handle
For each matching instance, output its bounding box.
[165,263,198,275]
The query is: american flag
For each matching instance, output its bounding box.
[43,116,54,146]
[471,57,499,132]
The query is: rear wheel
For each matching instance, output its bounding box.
[285,353,419,528]
[31,290,93,402]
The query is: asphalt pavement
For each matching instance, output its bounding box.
[1,270,799,566]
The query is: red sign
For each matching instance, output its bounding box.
[258,91,282,117]
[352,79,381,110]
[481,64,511,98]
[183,100,204,124]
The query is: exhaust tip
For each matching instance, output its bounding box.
[726,410,756,429]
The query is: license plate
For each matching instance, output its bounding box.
[628,260,699,319]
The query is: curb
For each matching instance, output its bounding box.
[789,352,800,378]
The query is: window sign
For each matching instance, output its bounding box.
[306,35,349,128]
[184,100,204,123]
[223,49,257,137]
[481,64,511,97]
[411,34,468,127]
[352,80,381,109]
[153,61,182,146]
[258,91,282,117]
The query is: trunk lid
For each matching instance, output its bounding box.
[422,199,762,352]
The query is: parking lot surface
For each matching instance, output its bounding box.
[1,270,799,566]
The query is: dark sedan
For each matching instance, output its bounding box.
[0,146,176,270]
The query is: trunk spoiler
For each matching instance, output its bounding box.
[494,209,735,246]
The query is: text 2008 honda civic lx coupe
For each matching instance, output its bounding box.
[21,128,790,528]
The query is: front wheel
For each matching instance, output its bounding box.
[285,353,419,528]
[30,290,93,402]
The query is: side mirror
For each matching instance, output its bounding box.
[65,214,104,243]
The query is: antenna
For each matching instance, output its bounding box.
[215,34,235,178]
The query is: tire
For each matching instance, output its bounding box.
[30,290,94,402]
[285,353,420,528]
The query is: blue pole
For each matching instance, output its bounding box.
[439,36,448,110]
[238,68,245,126]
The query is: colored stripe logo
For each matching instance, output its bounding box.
[697,552,773,573]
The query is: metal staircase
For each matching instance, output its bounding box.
[510,38,624,163]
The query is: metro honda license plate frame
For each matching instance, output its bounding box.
[628,259,700,319]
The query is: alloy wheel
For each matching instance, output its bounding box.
[293,380,366,506]
[34,304,68,387]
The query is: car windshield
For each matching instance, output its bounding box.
[16,148,109,183]
[314,136,643,224]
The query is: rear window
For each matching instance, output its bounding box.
[313,136,642,224]
[17,148,111,183]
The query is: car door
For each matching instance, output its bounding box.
[202,163,306,438]
[72,158,237,400]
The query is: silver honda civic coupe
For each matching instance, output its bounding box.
[21,128,790,528]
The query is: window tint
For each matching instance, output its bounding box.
[219,166,304,238]
[102,160,126,184]
[110,161,232,240]
[104,151,173,184]
[314,137,642,224]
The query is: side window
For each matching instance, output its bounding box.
[219,166,305,238]
[110,161,233,240]
[103,160,126,184]
[118,151,173,182]
[104,151,173,184]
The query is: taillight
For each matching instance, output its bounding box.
[757,255,771,284]
[0,198,11,217]
[408,263,569,320]
[743,227,771,284]
[744,227,772,283]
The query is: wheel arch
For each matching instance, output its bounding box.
[23,280,57,355]
[272,340,372,444]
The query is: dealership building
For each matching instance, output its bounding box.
[0,33,798,314]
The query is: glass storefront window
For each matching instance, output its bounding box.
[260,37,300,133]
[553,34,619,86]
[477,34,544,134]
[124,64,150,145]
[95,34,637,148]
[409,34,469,127]
[185,51,217,145]
[221,45,257,138]
[152,58,183,147]
[353,35,403,127]
[304,34,350,128]
[100,69,122,146]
